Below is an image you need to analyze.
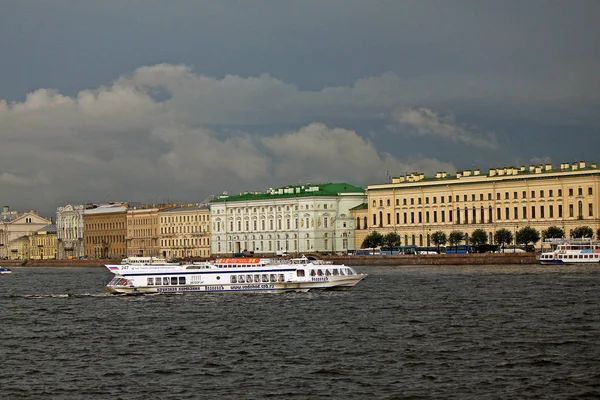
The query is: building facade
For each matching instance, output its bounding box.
[210,183,365,256]
[29,225,58,260]
[83,203,128,259]
[126,206,161,257]
[56,204,86,259]
[365,161,600,248]
[159,204,211,259]
[2,209,52,260]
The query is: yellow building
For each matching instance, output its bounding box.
[350,203,369,250]
[365,161,600,248]
[8,235,30,260]
[160,204,211,259]
[83,203,128,259]
[29,225,58,260]
[127,206,161,257]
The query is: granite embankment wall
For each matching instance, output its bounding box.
[324,253,538,266]
[1,259,111,268]
[2,253,538,267]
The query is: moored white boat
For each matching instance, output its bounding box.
[104,256,367,294]
[538,238,600,265]
[0,267,12,274]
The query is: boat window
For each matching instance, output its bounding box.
[163,277,170,285]
[147,278,154,285]
[332,269,339,276]
[325,269,332,276]
[247,275,253,283]
[270,274,277,282]
[231,275,237,283]
[262,274,269,282]
[254,274,261,282]
[339,268,345,275]
[179,277,186,284]
[238,275,246,283]
[316,269,323,276]
[296,269,305,277]
[310,269,316,276]
[171,277,178,285]
[278,274,284,282]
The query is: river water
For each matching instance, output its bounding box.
[1,264,599,399]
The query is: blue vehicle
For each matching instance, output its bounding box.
[445,245,474,254]
[379,246,417,255]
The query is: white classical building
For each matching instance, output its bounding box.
[56,204,86,259]
[209,183,366,256]
[0,206,52,260]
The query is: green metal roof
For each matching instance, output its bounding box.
[211,182,365,203]
[350,203,368,210]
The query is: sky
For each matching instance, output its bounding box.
[1,0,599,218]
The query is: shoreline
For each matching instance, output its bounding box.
[1,253,538,268]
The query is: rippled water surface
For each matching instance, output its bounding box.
[1,264,599,399]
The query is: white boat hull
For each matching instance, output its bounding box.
[105,256,367,295]
[105,275,365,295]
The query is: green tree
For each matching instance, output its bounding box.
[572,226,593,239]
[469,228,488,246]
[431,231,447,252]
[362,231,384,252]
[541,226,565,240]
[597,228,600,240]
[383,232,401,249]
[494,228,513,249]
[516,226,541,250]
[448,231,465,250]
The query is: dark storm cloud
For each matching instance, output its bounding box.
[0,0,599,216]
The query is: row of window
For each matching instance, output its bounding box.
[366,201,593,228]
[231,274,285,283]
[160,215,209,223]
[85,222,125,231]
[296,268,353,277]
[373,187,593,207]
[161,225,208,234]
[214,217,346,233]
[221,204,332,214]
[160,238,210,247]
[148,277,186,285]
[128,218,158,225]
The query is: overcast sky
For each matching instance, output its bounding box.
[1,0,599,217]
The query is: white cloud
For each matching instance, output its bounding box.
[0,69,461,215]
[392,108,499,149]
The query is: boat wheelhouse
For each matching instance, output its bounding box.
[120,256,179,266]
[105,256,366,294]
[538,238,600,265]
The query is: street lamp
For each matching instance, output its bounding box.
[514,225,518,252]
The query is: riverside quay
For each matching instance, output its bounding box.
[2,161,600,260]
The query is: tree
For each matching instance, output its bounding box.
[516,226,541,250]
[362,231,384,252]
[597,228,600,240]
[541,226,565,240]
[383,232,401,249]
[431,231,447,252]
[572,226,593,239]
[494,228,513,249]
[448,231,465,249]
[469,229,488,247]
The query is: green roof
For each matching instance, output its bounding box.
[211,182,364,203]
[350,203,368,210]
